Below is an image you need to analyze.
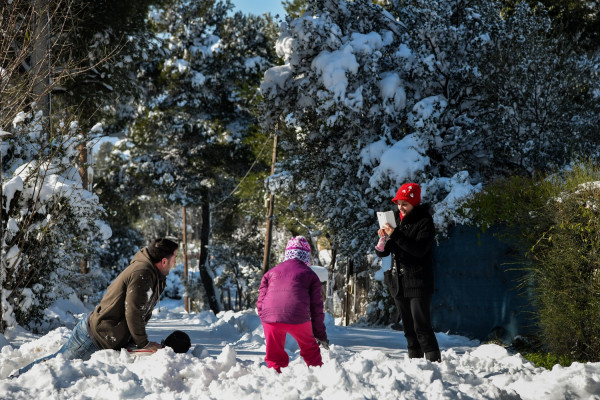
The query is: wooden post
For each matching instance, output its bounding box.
[182,206,189,312]
[261,133,278,274]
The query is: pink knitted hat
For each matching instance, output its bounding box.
[284,236,311,266]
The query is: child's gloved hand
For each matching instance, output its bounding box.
[316,338,330,350]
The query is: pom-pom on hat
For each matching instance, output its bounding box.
[392,183,421,207]
[284,236,311,267]
[147,238,179,262]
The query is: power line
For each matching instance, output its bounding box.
[214,132,274,207]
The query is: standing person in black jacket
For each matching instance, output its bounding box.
[375,182,441,362]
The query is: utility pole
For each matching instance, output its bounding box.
[261,133,278,275]
[182,206,189,312]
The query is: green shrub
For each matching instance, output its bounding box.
[522,351,575,369]
[465,160,600,362]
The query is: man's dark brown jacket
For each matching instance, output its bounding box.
[88,248,166,350]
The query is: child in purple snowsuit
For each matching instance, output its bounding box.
[256,236,328,372]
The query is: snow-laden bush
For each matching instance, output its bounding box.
[1,111,111,332]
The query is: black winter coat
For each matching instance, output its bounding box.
[375,204,435,298]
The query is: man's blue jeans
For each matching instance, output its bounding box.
[19,315,100,375]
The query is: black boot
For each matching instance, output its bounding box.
[408,349,424,359]
[425,350,441,362]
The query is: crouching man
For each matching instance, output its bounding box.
[16,238,179,375]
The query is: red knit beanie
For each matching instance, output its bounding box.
[392,183,421,206]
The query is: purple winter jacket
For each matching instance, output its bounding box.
[256,258,327,342]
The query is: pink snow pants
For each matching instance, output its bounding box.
[262,321,323,372]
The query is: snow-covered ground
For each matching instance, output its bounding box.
[1,298,599,399]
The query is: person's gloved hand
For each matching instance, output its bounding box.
[316,338,330,350]
[375,235,389,252]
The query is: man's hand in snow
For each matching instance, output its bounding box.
[143,341,163,352]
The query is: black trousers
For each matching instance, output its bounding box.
[398,295,439,355]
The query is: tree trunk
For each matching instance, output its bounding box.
[0,138,4,332]
[198,196,220,314]
[344,259,354,326]
[236,282,242,310]
[327,245,337,299]
[79,142,89,274]
[31,0,51,135]
[182,206,189,312]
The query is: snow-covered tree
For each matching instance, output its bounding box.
[99,0,278,312]
[259,0,599,322]
[116,0,276,203]
[260,0,599,256]
[50,0,167,135]
[499,0,600,51]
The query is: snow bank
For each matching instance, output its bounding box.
[0,334,11,351]
[2,306,600,399]
[310,265,329,282]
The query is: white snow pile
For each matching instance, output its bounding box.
[1,299,600,399]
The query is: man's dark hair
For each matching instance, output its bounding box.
[147,238,179,262]
[162,330,191,353]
